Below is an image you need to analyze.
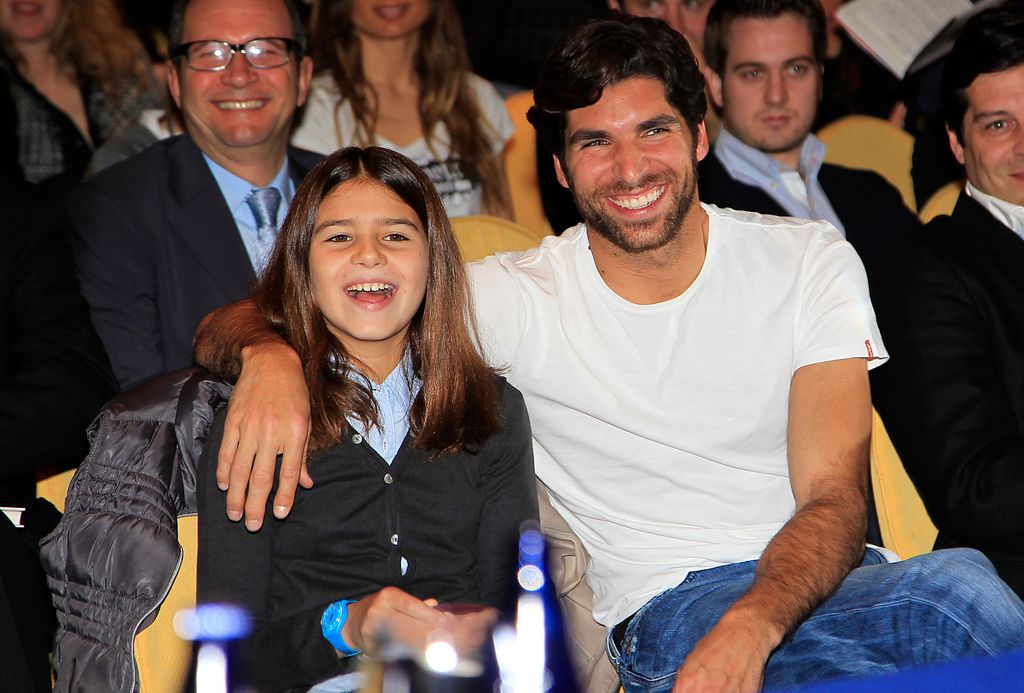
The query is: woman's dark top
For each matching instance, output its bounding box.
[0,52,156,186]
[197,375,538,692]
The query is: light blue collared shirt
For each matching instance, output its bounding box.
[713,127,846,235]
[345,353,422,465]
[202,154,294,270]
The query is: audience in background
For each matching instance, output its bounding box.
[609,0,715,48]
[813,0,906,130]
[291,0,513,219]
[0,0,157,195]
[699,0,919,287]
[70,0,319,390]
[871,7,1024,599]
[455,0,606,95]
[85,100,183,176]
[0,175,116,693]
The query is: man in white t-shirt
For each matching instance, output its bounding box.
[193,15,1024,693]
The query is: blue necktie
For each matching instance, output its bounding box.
[246,187,282,269]
[246,187,282,241]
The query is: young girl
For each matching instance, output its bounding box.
[290,0,513,219]
[197,146,536,691]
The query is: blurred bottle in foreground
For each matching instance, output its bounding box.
[176,603,255,693]
[492,521,580,693]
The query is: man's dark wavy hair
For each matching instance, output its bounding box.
[527,14,706,166]
[942,7,1024,143]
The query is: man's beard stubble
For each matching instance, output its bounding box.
[567,157,699,255]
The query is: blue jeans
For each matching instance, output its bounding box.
[606,548,1024,692]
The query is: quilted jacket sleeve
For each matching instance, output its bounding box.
[40,368,232,693]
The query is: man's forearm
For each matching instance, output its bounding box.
[194,299,286,381]
[723,485,866,647]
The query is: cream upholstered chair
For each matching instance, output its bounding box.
[37,468,196,693]
[503,90,556,238]
[870,409,938,559]
[451,215,546,263]
[817,115,917,212]
[918,180,963,223]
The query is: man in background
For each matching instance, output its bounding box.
[0,176,116,692]
[871,7,1024,599]
[698,0,919,283]
[71,0,318,389]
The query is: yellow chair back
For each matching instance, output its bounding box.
[918,180,963,223]
[504,90,555,238]
[134,515,196,693]
[817,115,916,211]
[36,467,76,513]
[870,410,938,559]
[37,469,195,693]
[452,215,544,262]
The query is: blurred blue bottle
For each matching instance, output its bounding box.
[176,603,254,693]
[492,521,580,693]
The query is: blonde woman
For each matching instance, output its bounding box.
[0,0,157,185]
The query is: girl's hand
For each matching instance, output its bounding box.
[340,588,498,657]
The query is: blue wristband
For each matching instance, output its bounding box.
[321,599,361,657]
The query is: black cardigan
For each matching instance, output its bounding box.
[197,376,537,692]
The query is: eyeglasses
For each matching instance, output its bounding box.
[170,37,299,71]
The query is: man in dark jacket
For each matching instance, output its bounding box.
[698,0,919,284]
[871,8,1024,598]
[71,0,319,390]
[0,175,117,692]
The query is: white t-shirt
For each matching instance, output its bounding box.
[469,204,888,626]
[291,72,514,218]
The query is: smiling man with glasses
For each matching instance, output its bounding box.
[69,0,320,390]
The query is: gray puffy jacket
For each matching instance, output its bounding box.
[40,368,232,693]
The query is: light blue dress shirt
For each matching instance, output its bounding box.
[345,353,422,465]
[713,127,846,235]
[202,154,294,270]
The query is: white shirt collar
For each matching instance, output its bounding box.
[965,181,1024,239]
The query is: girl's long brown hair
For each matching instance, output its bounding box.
[255,146,499,455]
[309,0,509,216]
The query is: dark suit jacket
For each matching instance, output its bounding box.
[698,149,920,284]
[0,176,116,693]
[0,177,115,506]
[71,134,322,390]
[871,193,1024,597]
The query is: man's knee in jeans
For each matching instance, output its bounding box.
[898,549,1024,646]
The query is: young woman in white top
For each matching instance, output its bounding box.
[292,0,514,219]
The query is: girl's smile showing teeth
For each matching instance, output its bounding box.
[346,281,395,304]
[609,185,665,210]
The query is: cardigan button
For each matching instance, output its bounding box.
[383,473,393,484]
[390,533,399,545]
[352,433,363,444]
